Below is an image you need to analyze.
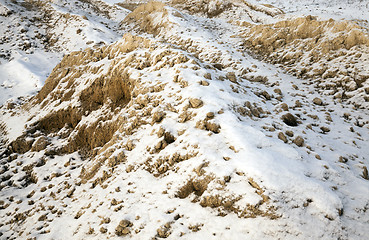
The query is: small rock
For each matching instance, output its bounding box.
[224,176,231,182]
[157,127,165,138]
[261,91,271,100]
[320,126,330,133]
[343,113,350,120]
[213,63,223,70]
[200,80,209,86]
[189,98,203,108]
[206,112,215,119]
[157,225,171,238]
[6,102,15,109]
[205,121,221,133]
[115,220,133,236]
[313,97,323,105]
[338,156,348,163]
[152,111,165,123]
[278,132,287,143]
[274,88,282,95]
[164,132,175,144]
[203,73,212,80]
[281,113,298,126]
[285,130,294,137]
[295,100,302,108]
[226,72,237,83]
[38,214,47,221]
[126,165,134,173]
[280,103,289,111]
[362,166,369,180]
[293,136,304,147]
[338,208,344,216]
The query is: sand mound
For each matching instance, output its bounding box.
[9,34,152,156]
[236,16,369,108]
[2,27,279,232]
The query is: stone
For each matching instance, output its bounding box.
[274,88,282,95]
[152,111,165,123]
[278,132,287,143]
[362,166,368,180]
[261,91,271,100]
[206,112,215,119]
[115,220,133,236]
[293,136,304,147]
[31,136,49,152]
[313,97,323,105]
[320,126,330,133]
[226,72,237,83]
[339,156,348,163]
[281,113,298,126]
[295,100,302,108]
[205,121,221,133]
[213,63,223,70]
[189,98,203,108]
[203,73,212,80]
[285,130,294,137]
[280,103,289,111]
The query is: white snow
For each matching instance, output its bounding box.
[0,0,368,239]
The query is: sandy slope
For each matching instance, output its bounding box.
[0,1,368,239]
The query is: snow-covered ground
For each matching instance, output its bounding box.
[248,0,369,21]
[0,0,128,105]
[0,0,368,239]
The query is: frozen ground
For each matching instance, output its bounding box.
[248,0,369,21]
[0,0,368,239]
[0,0,128,105]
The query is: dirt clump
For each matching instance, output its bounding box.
[313,97,323,106]
[189,98,203,108]
[157,222,172,238]
[196,117,221,133]
[176,176,213,199]
[152,111,165,124]
[115,219,133,236]
[9,136,34,154]
[293,136,305,147]
[278,132,287,143]
[362,166,369,180]
[281,113,298,126]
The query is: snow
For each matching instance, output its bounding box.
[248,0,369,21]
[0,0,369,239]
[0,52,60,104]
[0,0,128,105]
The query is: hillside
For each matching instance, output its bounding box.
[0,0,368,239]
